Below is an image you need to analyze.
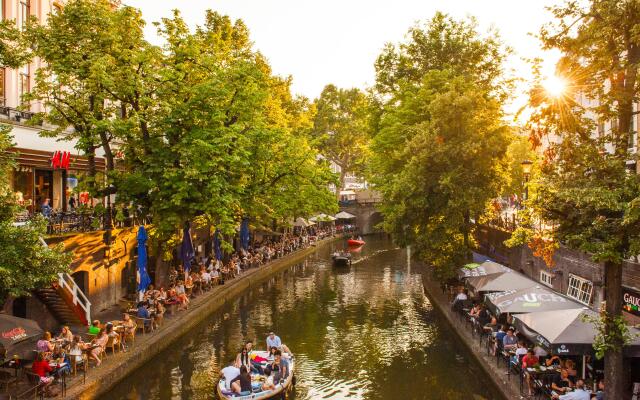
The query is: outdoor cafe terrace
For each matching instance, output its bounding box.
[0,223,340,399]
[441,260,640,399]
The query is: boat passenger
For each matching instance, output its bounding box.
[230,365,252,395]
[220,359,241,390]
[261,369,276,391]
[275,349,289,380]
[266,332,291,354]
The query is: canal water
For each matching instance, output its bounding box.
[104,235,501,400]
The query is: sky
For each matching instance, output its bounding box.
[125,0,564,119]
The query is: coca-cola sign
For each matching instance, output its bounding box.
[2,327,27,342]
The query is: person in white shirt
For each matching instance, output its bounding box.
[220,360,241,390]
[552,380,591,400]
[452,288,468,304]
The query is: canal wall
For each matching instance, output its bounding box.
[420,267,518,400]
[66,236,339,400]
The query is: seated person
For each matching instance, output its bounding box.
[546,353,562,367]
[31,352,53,385]
[137,302,153,330]
[58,326,73,343]
[591,380,604,400]
[551,368,573,396]
[502,328,518,351]
[510,341,528,366]
[483,317,499,334]
[36,332,55,354]
[552,379,590,400]
[493,325,507,355]
[564,359,578,383]
[105,323,122,350]
[261,368,276,391]
[266,332,292,355]
[122,313,137,337]
[88,320,102,335]
[89,329,108,366]
[220,360,240,391]
[230,365,252,394]
[522,349,540,397]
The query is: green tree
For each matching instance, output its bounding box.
[25,0,147,194]
[502,133,538,198]
[311,85,370,192]
[370,13,512,277]
[0,125,71,303]
[513,1,640,397]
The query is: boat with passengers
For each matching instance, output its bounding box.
[217,348,295,400]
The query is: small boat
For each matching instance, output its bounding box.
[217,350,295,400]
[347,239,365,246]
[332,251,352,267]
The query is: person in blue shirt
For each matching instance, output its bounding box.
[41,198,52,218]
[493,325,507,355]
[136,302,152,330]
[266,332,291,354]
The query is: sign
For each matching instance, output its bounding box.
[623,287,640,317]
[50,151,71,170]
[1,327,27,342]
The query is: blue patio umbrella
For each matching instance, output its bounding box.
[137,226,151,295]
[240,218,250,251]
[181,223,195,274]
[214,229,222,261]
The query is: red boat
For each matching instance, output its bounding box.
[347,239,365,246]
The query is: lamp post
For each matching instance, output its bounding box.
[521,160,533,202]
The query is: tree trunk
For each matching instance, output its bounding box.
[604,259,624,400]
[338,168,346,200]
[462,210,472,262]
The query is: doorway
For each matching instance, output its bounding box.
[34,169,53,212]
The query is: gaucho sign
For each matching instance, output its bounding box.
[623,287,640,317]
[2,327,27,342]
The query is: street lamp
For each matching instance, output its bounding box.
[521,160,533,201]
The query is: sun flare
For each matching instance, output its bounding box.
[542,75,567,98]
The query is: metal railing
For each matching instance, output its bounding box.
[58,272,91,324]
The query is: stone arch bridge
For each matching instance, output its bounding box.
[340,202,384,235]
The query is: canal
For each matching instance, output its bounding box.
[104,235,502,400]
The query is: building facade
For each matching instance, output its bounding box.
[2,0,108,214]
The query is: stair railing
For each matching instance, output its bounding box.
[58,273,91,325]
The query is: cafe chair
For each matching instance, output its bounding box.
[70,356,87,384]
[105,336,120,354]
[134,317,153,334]
[124,325,136,345]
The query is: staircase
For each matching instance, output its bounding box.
[35,273,91,326]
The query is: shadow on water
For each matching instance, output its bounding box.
[103,235,502,400]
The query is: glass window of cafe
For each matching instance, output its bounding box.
[11,166,34,211]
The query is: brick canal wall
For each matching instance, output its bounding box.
[420,266,516,400]
[66,236,339,400]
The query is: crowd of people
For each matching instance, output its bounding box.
[219,332,293,397]
[3,227,336,397]
[451,288,605,400]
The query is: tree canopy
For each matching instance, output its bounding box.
[512,1,640,397]
[369,13,512,277]
[311,84,371,191]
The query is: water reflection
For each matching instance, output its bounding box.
[105,236,500,400]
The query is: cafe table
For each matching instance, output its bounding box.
[49,361,68,396]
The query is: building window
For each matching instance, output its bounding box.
[19,0,30,29]
[567,274,593,305]
[540,270,553,287]
[19,65,30,104]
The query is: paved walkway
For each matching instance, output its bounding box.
[421,268,526,400]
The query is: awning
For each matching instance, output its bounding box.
[466,271,536,292]
[335,211,356,219]
[293,217,311,227]
[0,314,44,352]
[514,308,640,356]
[309,213,336,222]
[339,190,356,196]
[485,286,584,315]
[459,260,511,278]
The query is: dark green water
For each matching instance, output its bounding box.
[104,235,501,400]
